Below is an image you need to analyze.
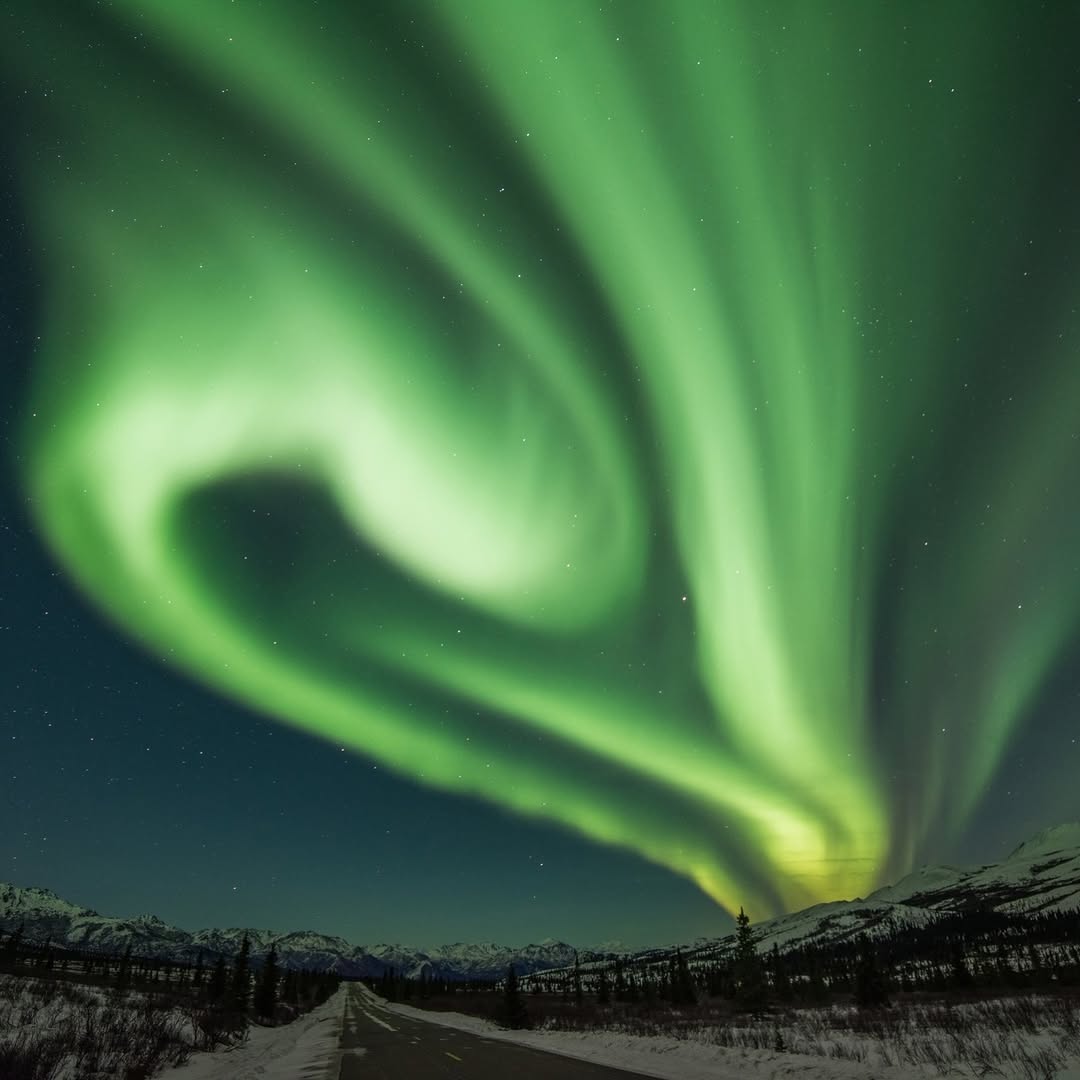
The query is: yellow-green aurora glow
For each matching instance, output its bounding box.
[5,2,1080,916]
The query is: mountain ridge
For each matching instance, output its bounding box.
[0,881,588,979]
[3,822,1078,980]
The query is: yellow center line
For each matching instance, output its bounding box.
[445,1051,463,1061]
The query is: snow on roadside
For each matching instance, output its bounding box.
[168,987,347,1080]
[365,986,1080,1080]
[362,987,887,1080]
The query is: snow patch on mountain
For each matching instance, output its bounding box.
[0,888,590,980]
[866,864,966,905]
[3,822,1079,980]
[1008,823,1080,860]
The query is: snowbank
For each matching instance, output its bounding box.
[168,987,347,1080]
[368,987,1080,1080]
[368,990,877,1080]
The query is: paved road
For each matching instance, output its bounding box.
[337,985,653,1079]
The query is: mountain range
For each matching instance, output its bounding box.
[0,882,589,979]
[591,822,1080,980]
[3,823,1078,981]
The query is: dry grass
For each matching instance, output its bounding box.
[414,990,1080,1078]
[0,973,195,1080]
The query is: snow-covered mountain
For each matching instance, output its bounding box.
[684,821,1080,964]
[4,824,1078,981]
[0,883,584,979]
[525,823,1080,984]
[0,884,206,962]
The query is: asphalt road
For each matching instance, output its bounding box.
[337,985,654,1079]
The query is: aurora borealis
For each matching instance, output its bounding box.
[3,2,1080,936]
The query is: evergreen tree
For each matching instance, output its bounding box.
[114,944,133,995]
[596,968,611,1005]
[229,935,251,1014]
[281,968,299,1007]
[207,956,228,1004]
[255,944,280,1022]
[1027,945,1045,987]
[613,959,627,1002]
[573,953,583,1006]
[770,944,793,1002]
[803,954,828,1004]
[733,908,768,1013]
[671,949,696,1005]
[995,944,1017,987]
[949,944,973,990]
[853,936,890,1009]
[500,964,530,1029]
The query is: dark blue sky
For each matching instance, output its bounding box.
[1,481,734,948]
[1,422,1073,948]
[3,2,1079,953]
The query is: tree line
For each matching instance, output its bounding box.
[0,925,341,1046]
[520,903,1080,1015]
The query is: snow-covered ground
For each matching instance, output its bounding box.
[7,972,1079,1079]
[368,986,1080,1080]
[0,972,346,1080]
[171,983,1080,1080]
[0,974,195,1079]
[167,986,347,1080]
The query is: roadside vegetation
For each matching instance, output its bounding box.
[394,906,1080,1078]
[0,929,339,1080]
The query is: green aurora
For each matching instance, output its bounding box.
[5,2,1080,917]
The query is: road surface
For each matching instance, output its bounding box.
[338,985,654,1079]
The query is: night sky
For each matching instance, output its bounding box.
[2,2,1079,950]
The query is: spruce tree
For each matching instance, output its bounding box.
[229,936,251,1014]
[949,944,973,990]
[671,949,696,1004]
[255,944,280,1022]
[771,944,793,1002]
[596,968,611,1005]
[733,907,767,1013]
[500,964,530,1029]
[114,944,133,995]
[281,968,299,1007]
[207,956,228,1004]
[804,954,828,1004]
[614,959,627,1002]
[853,936,890,1009]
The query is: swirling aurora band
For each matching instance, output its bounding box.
[5,2,1080,917]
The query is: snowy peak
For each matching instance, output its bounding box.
[1007,823,1080,861]
[3,823,1078,980]
[866,864,966,905]
[0,883,95,920]
[131,914,169,927]
[589,941,636,955]
[523,823,1080,987]
[733,823,1080,957]
[0,884,593,980]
